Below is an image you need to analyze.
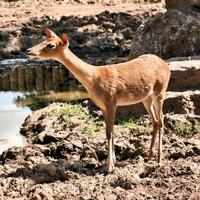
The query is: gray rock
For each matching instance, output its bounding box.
[168,58,200,91]
[129,8,200,60]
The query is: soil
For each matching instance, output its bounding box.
[1,1,200,200]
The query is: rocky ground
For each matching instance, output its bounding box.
[0,0,165,63]
[1,0,200,199]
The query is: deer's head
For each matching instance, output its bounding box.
[27,28,69,60]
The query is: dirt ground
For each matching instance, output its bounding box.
[0,0,164,33]
[0,103,200,199]
[0,0,165,60]
[1,1,200,200]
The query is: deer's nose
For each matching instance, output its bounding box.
[26,48,37,57]
[26,48,31,54]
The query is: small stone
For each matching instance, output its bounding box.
[30,195,41,200]
[47,165,57,177]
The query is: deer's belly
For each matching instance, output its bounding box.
[117,98,142,106]
[117,90,153,106]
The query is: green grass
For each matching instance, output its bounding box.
[50,103,153,135]
[82,125,102,135]
[55,103,84,117]
[117,116,152,134]
[174,119,200,137]
[50,103,104,135]
[117,117,137,129]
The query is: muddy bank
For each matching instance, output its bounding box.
[0,103,200,199]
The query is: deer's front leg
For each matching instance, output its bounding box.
[112,136,116,165]
[104,105,116,173]
[107,131,114,173]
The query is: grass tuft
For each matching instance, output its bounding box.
[117,116,152,134]
[174,119,200,137]
[50,103,104,135]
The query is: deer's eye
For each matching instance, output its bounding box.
[46,44,55,49]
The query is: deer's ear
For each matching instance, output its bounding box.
[60,33,69,45]
[44,28,57,38]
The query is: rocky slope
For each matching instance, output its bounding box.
[0,1,165,61]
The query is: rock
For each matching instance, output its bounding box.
[82,157,99,169]
[189,92,200,115]
[36,131,70,144]
[72,140,83,150]
[121,27,134,40]
[33,145,51,156]
[192,146,200,155]
[30,194,41,200]
[168,58,200,91]
[129,8,200,60]
[0,8,156,62]
[71,160,83,171]
[29,188,54,200]
[46,164,57,177]
[110,175,135,190]
[164,91,194,114]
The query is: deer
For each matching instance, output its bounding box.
[27,28,170,173]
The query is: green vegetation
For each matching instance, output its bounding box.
[117,117,138,129]
[49,103,153,135]
[116,116,152,134]
[174,119,200,137]
[55,103,84,117]
[50,103,104,135]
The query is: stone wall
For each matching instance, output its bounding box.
[0,60,71,92]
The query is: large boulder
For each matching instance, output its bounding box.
[129,6,200,60]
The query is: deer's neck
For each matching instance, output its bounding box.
[58,48,95,91]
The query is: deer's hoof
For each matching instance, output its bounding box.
[158,156,162,165]
[107,164,115,174]
[107,168,114,174]
[148,151,155,160]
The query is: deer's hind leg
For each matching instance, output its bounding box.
[142,96,158,160]
[152,94,164,164]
